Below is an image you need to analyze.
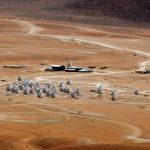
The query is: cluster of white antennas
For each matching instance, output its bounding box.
[6,75,80,99]
[96,83,118,101]
[6,74,141,101]
[94,83,142,101]
[59,79,80,99]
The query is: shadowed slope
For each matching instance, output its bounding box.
[67,0,150,21]
[0,0,149,23]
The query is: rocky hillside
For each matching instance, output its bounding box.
[67,0,150,22]
[0,0,149,23]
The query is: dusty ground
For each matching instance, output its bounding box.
[0,17,150,150]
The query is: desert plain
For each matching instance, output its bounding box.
[0,16,150,150]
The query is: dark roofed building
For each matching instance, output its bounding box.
[143,70,150,74]
[51,65,65,71]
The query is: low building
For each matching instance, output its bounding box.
[65,68,77,72]
[45,65,93,73]
[136,70,150,74]
[65,66,93,73]
[78,68,93,73]
[65,66,83,72]
[45,65,65,72]
[143,70,150,74]
[44,67,53,72]
[51,65,65,71]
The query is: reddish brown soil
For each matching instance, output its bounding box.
[0,17,149,150]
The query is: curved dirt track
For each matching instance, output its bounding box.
[5,18,149,59]
[26,102,150,144]
[16,19,42,35]
[0,18,150,150]
[1,100,150,144]
[15,19,150,72]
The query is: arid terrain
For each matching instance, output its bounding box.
[0,5,150,150]
[0,0,150,150]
